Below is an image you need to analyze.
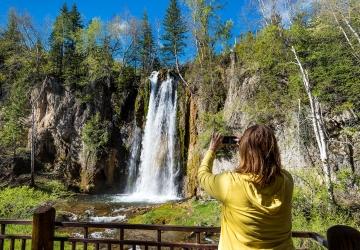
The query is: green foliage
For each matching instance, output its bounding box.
[0,186,58,218]
[49,4,68,77]
[0,180,74,249]
[113,66,138,117]
[128,200,221,226]
[38,179,73,198]
[235,10,360,122]
[216,19,233,51]
[291,168,359,237]
[185,0,232,59]
[334,168,360,192]
[134,79,151,126]
[128,203,187,224]
[289,13,360,115]
[49,3,84,85]
[1,9,23,56]
[0,79,29,154]
[235,32,256,68]
[198,112,235,159]
[139,11,157,74]
[0,10,48,155]
[180,200,221,226]
[198,112,229,149]
[115,66,138,93]
[77,18,113,86]
[81,113,110,154]
[236,25,300,123]
[161,0,187,65]
[184,1,233,117]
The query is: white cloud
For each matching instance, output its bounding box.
[260,0,315,26]
[109,18,129,35]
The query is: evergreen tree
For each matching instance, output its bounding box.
[161,0,187,66]
[139,11,156,74]
[0,11,32,156]
[63,4,84,86]
[49,4,69,77]
[2,9,22,54]
[0,10,25,99]
[69,4,83,30]
[0,79,29,157]
[49,4,83,85]
[79,18,114,87]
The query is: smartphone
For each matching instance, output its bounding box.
[222,136,239,145]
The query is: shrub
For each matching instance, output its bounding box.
[81,112,109,154]
[0,186,58,219]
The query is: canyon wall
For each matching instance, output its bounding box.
[30,56,359,195]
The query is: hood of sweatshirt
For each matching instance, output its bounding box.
[241,170,291,215]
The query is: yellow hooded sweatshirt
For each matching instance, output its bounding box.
[198,150,295,250]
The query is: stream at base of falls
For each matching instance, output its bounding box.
[53,194,192,246]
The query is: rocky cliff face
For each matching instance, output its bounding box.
[31,77,137,192]
[183,52,359,197]
[30,60,359,195]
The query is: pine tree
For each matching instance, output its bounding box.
[162,0,187,66]
[3,9,22,54]
[49,4,69,77]
[0,11,30,156]
[69,4,83,30]
[0,10,25,98]
[63,4,84,86]
[49,4,83,85]
[139,11,156,74]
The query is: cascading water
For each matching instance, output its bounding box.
[120,71,180,202]
[124,125,142,193]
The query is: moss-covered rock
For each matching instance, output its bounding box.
[184,97,200,197]
[134,78,151,127]
[128,199,221,226]
[158,68,178,83]
[175,76,191,192]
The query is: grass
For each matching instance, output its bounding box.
[0,178,75,249]
[0,177,73,218]
[291,168,360,234]
[290,168,360,249]
[128,199,221,226]
[0,186,57,219]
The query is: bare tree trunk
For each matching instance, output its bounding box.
[297,99,301,153]
[30,106,35,187]
[30,77,48,187]
[257,0,269,25]
[346,136,356,186]
[291,46,336,205]
[12,133,16,161]
[341,14,360,45]
[175,53,192,95]
[331,9,360,61]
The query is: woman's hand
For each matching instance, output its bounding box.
[209,132,223,152]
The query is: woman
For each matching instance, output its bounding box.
[198,125,294,250]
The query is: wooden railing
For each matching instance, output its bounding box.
[0,205,328,250]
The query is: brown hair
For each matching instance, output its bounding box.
[327,225,360,250]
[236,124,281,186]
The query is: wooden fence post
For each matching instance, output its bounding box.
[31,205,56,250]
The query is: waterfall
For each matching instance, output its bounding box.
[122,71,180,202]
[124,125,142,193]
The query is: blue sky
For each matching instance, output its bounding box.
[0,0,261,34]
[0,0,261,59]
